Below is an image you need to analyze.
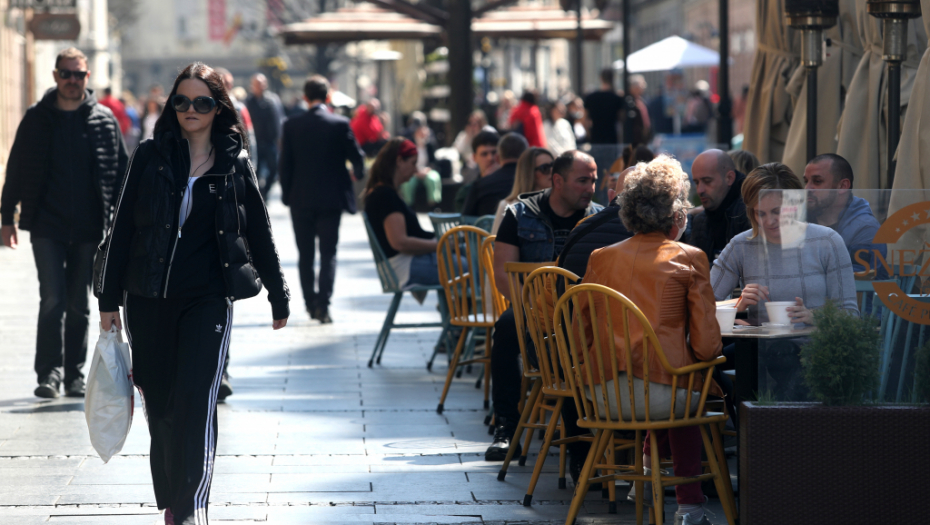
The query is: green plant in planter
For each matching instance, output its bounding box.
[916,340,930,403]
[800,300,880,406]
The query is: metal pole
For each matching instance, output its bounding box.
[887,61,901,187]
[575,0,584,96]
[717,0,732,148]
[622,0,632,144]
[806,67,817,161]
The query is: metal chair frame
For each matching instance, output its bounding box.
[360,212,451,368]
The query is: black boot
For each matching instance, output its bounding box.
[485,419,521,461]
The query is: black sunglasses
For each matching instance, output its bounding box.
[57,69,88,80]
[535,162,553,175]
[171,95,217,114]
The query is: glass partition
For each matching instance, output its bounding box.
[721,189,930,402]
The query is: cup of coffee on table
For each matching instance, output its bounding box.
[715,307,737,333]
[765,301,795,326]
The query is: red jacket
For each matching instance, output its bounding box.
[350,105,384,146]
[508,101,546,148]
[99,95,131,135]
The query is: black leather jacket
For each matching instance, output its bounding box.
[0,88,127,231]
[94,128,290,320]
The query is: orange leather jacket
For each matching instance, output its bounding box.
[577,232,723,397]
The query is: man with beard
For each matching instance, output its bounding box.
[803,154,883,276]
[1,47,127,398]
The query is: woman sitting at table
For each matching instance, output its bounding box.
[364,138,439,287]
[578,155,722,525]
[710,162,858,398]
[490,147,554,234]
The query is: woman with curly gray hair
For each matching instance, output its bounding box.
[577,155,723,525]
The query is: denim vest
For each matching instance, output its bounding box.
[510,192,603,263]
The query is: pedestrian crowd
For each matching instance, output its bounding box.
[0,47,882,525]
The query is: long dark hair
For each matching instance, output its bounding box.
[153,62,248,149]
[364,138,416,194]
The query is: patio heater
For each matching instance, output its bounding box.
[867,0,921,189]
[785,0,838,163]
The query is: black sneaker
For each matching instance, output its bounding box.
[314,307,333,324]
[485,423,521,461]
[64,378,85,397]
[34,379,60,399]
[218,374,233,401]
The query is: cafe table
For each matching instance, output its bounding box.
[723,323,815,403]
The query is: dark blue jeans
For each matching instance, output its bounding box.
[31,237,97,385]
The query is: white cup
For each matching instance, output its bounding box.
[765,301,795,326]
[715,307,737,333]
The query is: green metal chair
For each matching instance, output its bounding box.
[428,212,462,236]
[361,213,451,368]
[472,214,496,232]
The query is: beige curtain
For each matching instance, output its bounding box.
[781,0,861,176]
[742,0,800,164]
[834,3,926,190]
[893,0,930,193]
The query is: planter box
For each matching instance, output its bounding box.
[739,402,930,524]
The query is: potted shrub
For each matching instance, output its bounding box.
[739,301,930,525]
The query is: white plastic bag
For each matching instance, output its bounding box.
[85,324,134,463]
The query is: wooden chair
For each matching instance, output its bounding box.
[436,225,500,414]
[553,284,737,525]
[498,266,602,507]
[361,213,450,368]
[428,212,462,237]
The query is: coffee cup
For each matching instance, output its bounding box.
[765,301,795,326]
[715,307,737,333]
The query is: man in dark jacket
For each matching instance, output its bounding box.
[686,149,750,266]
[279,75,364,324]
[482,150,602,461]
[0,47,127,399]
[461,133,527,217]
[246,73,285,199]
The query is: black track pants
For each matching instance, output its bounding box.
[124,293,232,525]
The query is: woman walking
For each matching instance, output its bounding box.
[94,62,289,525]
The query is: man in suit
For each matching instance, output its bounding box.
[279,75,364,323]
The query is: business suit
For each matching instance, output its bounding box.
[279,104,364,316]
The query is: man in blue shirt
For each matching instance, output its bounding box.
[803,153,885,278]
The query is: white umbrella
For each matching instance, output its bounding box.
[330,90,356,108]
[613,36,729,73]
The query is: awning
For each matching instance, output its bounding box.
[836,2,926,190]
[742,0,800,164]
[612,36,729,73]
[279,4,613,45]
[279,5,442,45]
[471,6,613,41]
[780,0,861,176]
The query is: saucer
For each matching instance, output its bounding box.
[762,322,791,328]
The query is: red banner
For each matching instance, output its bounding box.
[208,0,226,41]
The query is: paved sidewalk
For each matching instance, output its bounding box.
[0,193,731,524]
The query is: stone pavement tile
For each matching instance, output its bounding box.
[0,516,50,525]
[0,456,84,471]
[367,455,464,473]
[0,491,60,505]
[47,515,159,524]
[57,484,156,504]
[354,412,450,426]
[0,473,72,486]
[273,440,367,455]
[461,455,560,474]
[267,473,372,492]
[212,504,375,521]
[374,503,575,521]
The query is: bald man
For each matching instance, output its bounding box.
[246,73,285,199]
[686,149,751,265]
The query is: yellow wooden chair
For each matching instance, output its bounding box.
[553,284,736,525]
[497,266,612,507]
[436,225,499,414]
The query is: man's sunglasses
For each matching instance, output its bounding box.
[171,95,217,114]
[535,162,553,175]
[57,69,88,80]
